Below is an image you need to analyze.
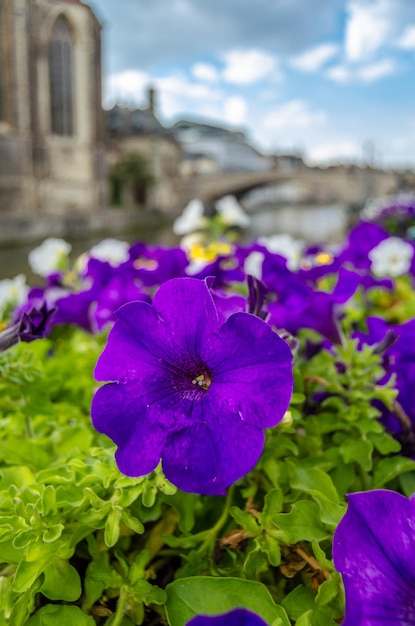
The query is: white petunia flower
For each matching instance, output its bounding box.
[88,239,130,266]
[173,199,207,235]
[215,195,250,228]
[0,274,29,317]
[28,238,72,277]
[369,237,414,277]
[179,232,205,253]
[244,251,265,280]
[258,233,304,271]
[186,259,211,275]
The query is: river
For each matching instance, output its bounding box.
[0,202,351,281]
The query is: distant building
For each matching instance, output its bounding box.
[0,0,106,214]
[271,152,305,171]
[105,90,184,213]
[170,120,272,172]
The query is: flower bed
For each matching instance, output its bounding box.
[1,196,415,625]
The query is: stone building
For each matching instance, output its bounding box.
[0,0,106,214]
[106,91,185,214]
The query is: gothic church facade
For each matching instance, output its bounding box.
[0,0,105,214]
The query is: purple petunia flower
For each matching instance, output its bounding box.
[353,316,415,453]
[91,277,293,495]
[0,302,56,352]
[186,608,268,626]
[333,490,415,626]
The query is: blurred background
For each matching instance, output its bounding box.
[1,0,415,276]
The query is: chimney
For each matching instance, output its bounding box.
[148,86,156,114]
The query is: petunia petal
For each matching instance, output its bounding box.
[206,312,293,429]
[187,608,268,626]
[151,277,220,356]
[94,305,165,382]
[162,396,264,495]
[91,383,167,476]
[333,490,415,625]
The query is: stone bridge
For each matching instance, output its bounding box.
[187,165,402,209]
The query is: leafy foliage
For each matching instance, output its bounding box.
[0,304,408,625]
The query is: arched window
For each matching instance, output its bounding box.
[49,16,74,135]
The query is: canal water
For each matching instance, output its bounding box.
[0,220,179,282]
[247,203,349,243]
[0,203,350,281]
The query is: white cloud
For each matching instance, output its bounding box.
[153,74,223,120]
[307,140,362,164]
[263,100,326,131]
[357,58,396,81]
[191,62,220,83]
[222,96,247,126]
[397,24,415,49]
[326,58,396,82]
[345,0,394,62]
[222,49,281,84]
[289,43,339,72]
[325,65,352,83]
[105,70,150,106]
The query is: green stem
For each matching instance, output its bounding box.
[111,587,128,626]
[209,483,236,538]
[356,463,371,491]
[24,414,34,438]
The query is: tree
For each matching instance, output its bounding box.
[111,151,154,207]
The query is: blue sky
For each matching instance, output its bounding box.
[93,0,415,168]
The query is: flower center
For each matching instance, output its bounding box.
[191,372,212,391]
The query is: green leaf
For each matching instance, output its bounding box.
[104,506,123,547]
[122,509,145,535]
[129,578,167,606]
[338,438,373,471]
[399,472,415,497]
[41,486,56,517]
[330,460,355,496]
[368,431,401,455]
[84,552,123,611]
[311,541,334,572]
[295,610,313,626]
[129,549,151,585]
[315,575,341,606]
[163,491,199,533]
[373,456,415,487]
[13,558,47,593]
[54,425,93,456]
[40,557,82,601]
[290,465,339,503]
[230,507,261,536]
[259,488,283,527]
[260,534,281,567]
[296,607,340,626]
[282,586,315,620]
[0,439,51,469]
[0,465,35,488]
[243,541,269,579]
[142,482,157,508]
[8,578,43,626]
[165,577,290,626]
[290,392,306,405]
[13,530,37,550]
[273,500,328,544]
[25,604,96,625]
[289,465,345,526]
[42,524,64,543]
